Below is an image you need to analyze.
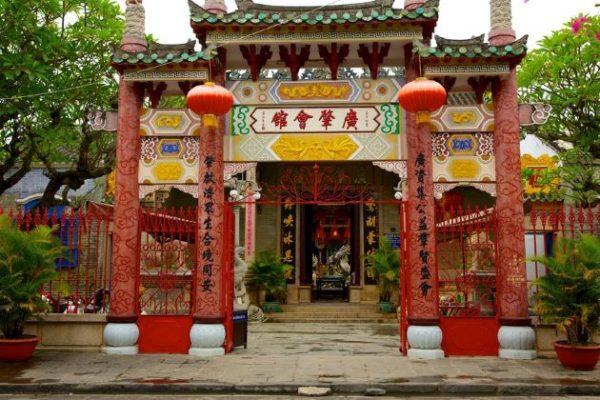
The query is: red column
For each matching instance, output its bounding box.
[404,65,439,324]
[493,68,529,324]
[192,118,225,323]
[108,77,142,322]
[192,65,227,324]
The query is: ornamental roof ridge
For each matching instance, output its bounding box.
[149,40,197,55]
[435,34,485,49]
[189,0,438,26]
[234,0,395,14]
[414,34,529,61]
[111,39,210,66]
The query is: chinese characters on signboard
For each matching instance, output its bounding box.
[280,198,296,283]
[415,152,432,297]
[252,106,383,134]
[363,197,379,285]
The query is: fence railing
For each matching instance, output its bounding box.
[0,206,112,314]
[525,204,600,306]
[3,203,597,316]
[435,204,600,318]
[435,206,498,317]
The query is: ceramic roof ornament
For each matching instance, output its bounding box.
[204,0,227,14]
[121,0,147,52]
[489,0,516,45]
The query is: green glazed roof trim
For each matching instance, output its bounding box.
[190,0,439,26]
[111,40,210,65]
[414,35,528,60]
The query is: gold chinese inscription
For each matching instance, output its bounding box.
[363,197,379,285]
[155,115,182,129]
[272,134,358,161]
[280,198,296,282]
[278,82,351,100]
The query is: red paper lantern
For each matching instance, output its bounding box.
[186,82,234,126]
[398,77,447,124]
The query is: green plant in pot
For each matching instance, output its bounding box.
[531,234,600,370]
[0,215,62,362]
[365,237,400,314]
[246,251,292,313]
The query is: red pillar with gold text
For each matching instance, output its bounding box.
[489,0,536,358]
[404,55,444,359]
[492,69,535,359]
[102,77,143,354]
[189,59,227,356]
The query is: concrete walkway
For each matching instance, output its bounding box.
[1,323,599,396]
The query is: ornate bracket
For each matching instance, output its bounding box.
[358,43,390,79]
[145,82,168,108]
[467,77,493,104]
[224,162,257,180]
[372,161,408,179]
[278,44,311,81]
[519,103,552,126]
[318,43,350,80]
[434,76,457,95]
[240,45,272,81]
[177,81,203,96]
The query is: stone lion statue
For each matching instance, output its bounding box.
[234,246,250,311]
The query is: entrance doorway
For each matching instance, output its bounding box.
[301,204,360,302]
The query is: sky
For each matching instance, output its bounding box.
[117,0,598,49]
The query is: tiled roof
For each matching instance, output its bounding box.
[111,40,210,65]
[415,35,528,60]
[189,0,439,26]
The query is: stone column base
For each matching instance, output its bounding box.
[102,322,139,355]
[189,323,225,357]
[498,326,536,360]
[407,348,445,359]
[407,325,444,359]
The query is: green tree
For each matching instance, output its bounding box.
[0,1,123,206]
[518,15,600,157]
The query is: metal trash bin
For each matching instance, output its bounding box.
[233,310,248,349]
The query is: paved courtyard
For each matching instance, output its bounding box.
[1,323,599,396]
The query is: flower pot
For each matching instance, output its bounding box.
[0,335,39,362]
[377,301,394,314]
[261,301,282,313]
[554,341,600,371]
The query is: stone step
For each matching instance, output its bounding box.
[280,304,383,312]
[267,303,398,323]
[266,312,396,318]
[266,317,398,324]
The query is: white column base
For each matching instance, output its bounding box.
[102,345,138,355]
[188,323,225,357]
[498,325,536,360]
[102,322,139,355]
[499,349,536,360]
[189,347,225,357]
[408,349,445,360]
[407,325,444,359]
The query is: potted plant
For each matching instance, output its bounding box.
[532,234,600,370]
[246,251,292,313]
[0,215,62,362]
[364,237,400,314]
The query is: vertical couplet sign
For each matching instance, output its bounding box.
[193,123,225,321]
[280,197,296,283]
[414,152,432,297]
[363,197,379,285]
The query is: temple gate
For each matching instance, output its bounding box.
[103,0,536,359]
